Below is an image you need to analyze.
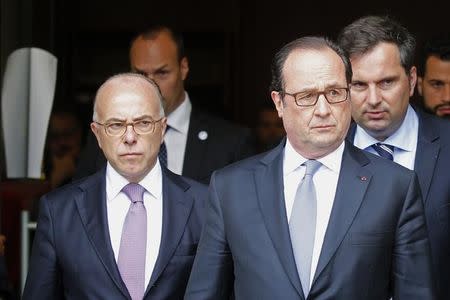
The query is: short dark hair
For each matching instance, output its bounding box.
[130,25,185,61]
[270,36,352,92]
[418,35,450,76]
[337,15,416,74]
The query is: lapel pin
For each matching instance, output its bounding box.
[198,130,208,141]
[360,176,367,181]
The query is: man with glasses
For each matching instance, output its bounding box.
[339,15,450,299]
[185,36,434,299]
[23,73,207,300]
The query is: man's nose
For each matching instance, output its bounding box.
[314,94,332,116]
[123,125,138,144]
[367,85,382,106]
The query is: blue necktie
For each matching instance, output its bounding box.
[372,143,394,161]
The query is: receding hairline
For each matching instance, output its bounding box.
[285,45,340,63]
[93,73,165,121]
[130,27,185,62]
[284,45,349,83]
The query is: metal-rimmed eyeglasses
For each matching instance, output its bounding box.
[94,118,164,136]
[281,87,349,107]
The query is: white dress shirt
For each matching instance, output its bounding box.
[353,105,418,170]
[283,139,344,288]
[106,160,163,288]
[165,92,191,175]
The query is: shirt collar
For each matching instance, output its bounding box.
[283,138,345,176]
[106,160,163,201]
[167,91,191,134]
[354,105,418,152]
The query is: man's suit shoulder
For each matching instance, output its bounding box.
[190,109,253,141]
[184,108,256,182]
[211,150,269,177]
[180,176,208,193]
[418,109,450,144]
[40,171,103,205]
[164,168,208,196]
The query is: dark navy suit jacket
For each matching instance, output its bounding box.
[22,167,207,300]
[185,140,435,299]
[75,108,255,184]
[348,108,450,299]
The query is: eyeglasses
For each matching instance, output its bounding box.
[94,118,164,136]
[282,87,349,107]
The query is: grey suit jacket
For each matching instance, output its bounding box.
[185,140,435,299]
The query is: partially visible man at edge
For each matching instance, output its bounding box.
[417,36,450,119]
[338,15,449,299]
[75,25,255,183]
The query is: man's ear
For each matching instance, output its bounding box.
[90,122,103,149]
[271,91,284,118]
[417,76,424,96]
[180,57,189,81]
[408,66,418,97]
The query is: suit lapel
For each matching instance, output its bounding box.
[254,141,305,299]
[414,111,440,201]
[146,169,194,291]
[75,170,129,298]
[349,109,441,203]
[312,143,371,285]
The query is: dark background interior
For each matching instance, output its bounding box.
[2,0,448,126]
[0,0,448,177]
[0,0,448,294]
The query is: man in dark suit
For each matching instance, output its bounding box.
[338,15,449,300]
[185,36,435,299]
[23,73,207,299]
[75,25,255,184]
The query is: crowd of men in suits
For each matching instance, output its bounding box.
[21,15,449,300]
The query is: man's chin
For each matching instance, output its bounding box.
[439,113,450,120]
[364,120,389,133]
[118,168,146,182]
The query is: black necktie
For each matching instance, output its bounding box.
[158,126,170,168]
[372,143,394,161]
[158,141,167,168]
